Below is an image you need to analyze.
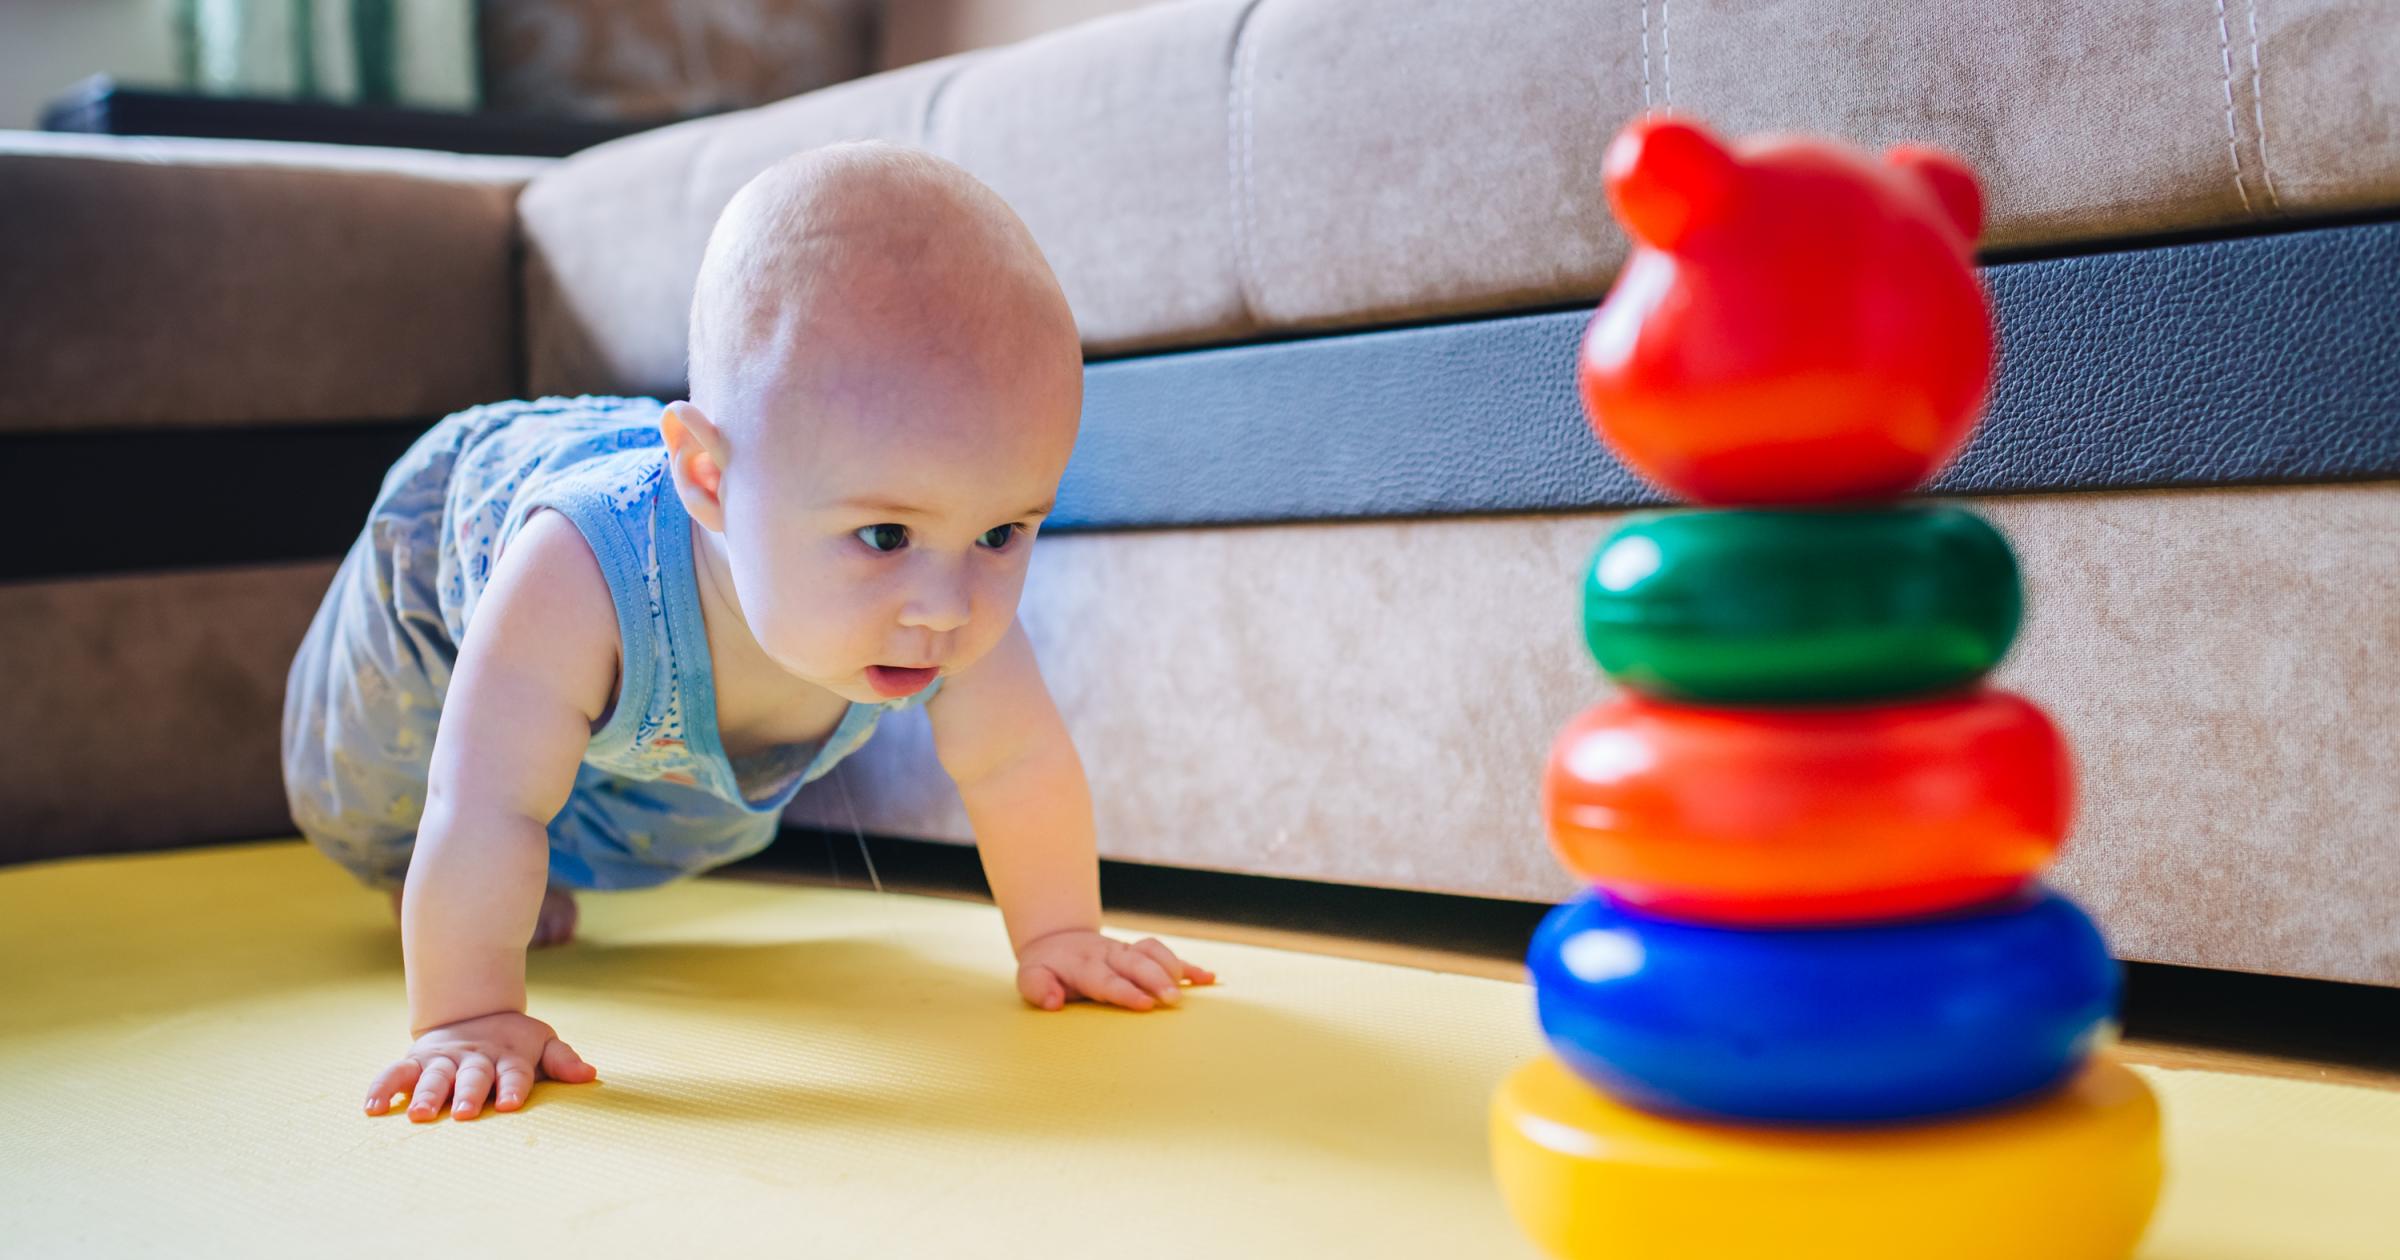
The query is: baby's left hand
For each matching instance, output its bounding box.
[1017,929,1217,1012]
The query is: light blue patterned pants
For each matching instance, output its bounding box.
[280,420,780,891]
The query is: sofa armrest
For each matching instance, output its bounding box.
[0,132,552,434]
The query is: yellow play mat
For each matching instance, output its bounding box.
[2,842,2393,1258]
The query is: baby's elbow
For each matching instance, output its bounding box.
[945,734,1083,799]
[414,783,550,856]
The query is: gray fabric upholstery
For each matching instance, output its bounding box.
[795,482,2400,986]
[520,0,2400,397]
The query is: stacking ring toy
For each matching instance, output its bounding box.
[1491,1053,2162,1260]
[1583,506,2019,703]
[1544,689,2070,924]
[1527,888,2119,1122]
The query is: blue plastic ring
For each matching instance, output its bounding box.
[1529,887,2120,1124]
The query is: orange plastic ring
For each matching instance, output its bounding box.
[1543,689,2071,925]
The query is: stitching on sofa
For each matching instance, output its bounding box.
[919,56,974,154]
[2211,0,2255,213]
[2242,0,2282,211]
[1640,1,1654,111]
[1225,0,1271,324]
[1661,0,1673,109]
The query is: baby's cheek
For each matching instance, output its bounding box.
[745,550,873,665]
[773,609,864,673]
[737,583,844,673]
[967,573,1027,656]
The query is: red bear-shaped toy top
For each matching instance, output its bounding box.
[1579,117,1995,505]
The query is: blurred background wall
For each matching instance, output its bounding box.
[876,0,1165,71]
[0,1,175,128]
[0,0,1173,134]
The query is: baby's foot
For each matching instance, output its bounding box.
[530,885,579,948]
[386,884,581,947]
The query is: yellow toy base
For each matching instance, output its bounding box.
[1491,1053,2162,1260]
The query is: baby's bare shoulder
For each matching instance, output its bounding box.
[465,508,620,726]
[425,509,620,823]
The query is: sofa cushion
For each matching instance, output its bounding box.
[524,0,1256,396]
[0,134,548,434]
[518,0,2400,397]
[928,0,1254,357]
[520,57,965,396]
[1237,0,2400,333]
[795,480,2400,987]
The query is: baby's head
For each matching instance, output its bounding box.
[664,143,1083,705]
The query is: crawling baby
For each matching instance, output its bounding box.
[282,142,1215,1122]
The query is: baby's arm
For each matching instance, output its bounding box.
[364,509,616,1119]
[928,621,1215,1011]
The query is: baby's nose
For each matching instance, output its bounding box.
[897,584,972,633]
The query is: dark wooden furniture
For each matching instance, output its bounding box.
[39,74,663,158]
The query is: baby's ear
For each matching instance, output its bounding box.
[661,401,728,529]
[1885,144,1984,246]
[1603,115,1739,250]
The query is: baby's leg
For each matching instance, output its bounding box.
[530,884,579,947]
[283,418,590,942]
[282,535,444,892]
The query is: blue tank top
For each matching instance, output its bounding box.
[435,396,939,881]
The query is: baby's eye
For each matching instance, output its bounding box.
[856,524,909,553]
[977,524,1021,550]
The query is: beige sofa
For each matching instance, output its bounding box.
[4,0,2396,984]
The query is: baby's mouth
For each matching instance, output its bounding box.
[863,665,939,698]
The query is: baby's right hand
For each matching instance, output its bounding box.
[364,1011,598,1121]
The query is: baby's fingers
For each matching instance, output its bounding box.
[450,1052,496,1120]
[1018,964,1069,1011]
[406,1056,456,1122]
[494,1058,537,1112]
[1135,937,1217,986]
[1113,947,1182,1006]
[1076,960,1157,1012]
[366,1058,423,1117]
[539,1038,598,1084]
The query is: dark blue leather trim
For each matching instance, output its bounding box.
[1054,218,2400,530]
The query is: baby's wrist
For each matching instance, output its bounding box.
[408,1002,526,1039]
[405,950,529,1037]
[1012,922,1103,957]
